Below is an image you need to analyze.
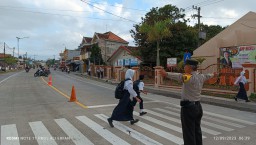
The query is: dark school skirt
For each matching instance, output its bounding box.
[236,82,248,100]
[110,90,134,121]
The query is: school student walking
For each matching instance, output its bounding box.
[108,69,141,127]
[132,75,148,116]
[234,71,250,102]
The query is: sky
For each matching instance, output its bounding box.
[0,0,255,60]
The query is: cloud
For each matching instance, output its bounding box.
[0,0,255,60]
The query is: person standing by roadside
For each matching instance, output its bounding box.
[88,67,91,76]
[108,69,141,127]
[96,67,100,79]
[160,59,215,145]
[234,71,250,102]
[132,75,148,116]
[100,66,104,79]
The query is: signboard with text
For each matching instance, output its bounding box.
[117,58,138,66]
[167,58,177,67]
[130,58,138,66]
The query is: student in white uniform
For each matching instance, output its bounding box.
[133,75,148,116]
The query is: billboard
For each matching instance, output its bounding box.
[220,45,256,68]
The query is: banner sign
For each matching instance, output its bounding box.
[167,58,177,67]
[220,45,256,68]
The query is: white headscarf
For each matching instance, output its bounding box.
[240,71,245,76]
[124,69,137,97]
[234,70,247,85]
[125,69,135,80]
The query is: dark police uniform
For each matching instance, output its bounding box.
[166,59,214,145]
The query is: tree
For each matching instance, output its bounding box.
[46,59,54,66]
[4,57,17,65]
[89,44,104,65]
[131,4,198,67]
[139,19,172,66]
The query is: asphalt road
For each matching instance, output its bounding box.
[0,69,255,145]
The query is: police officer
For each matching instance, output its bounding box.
[160,59,215,145]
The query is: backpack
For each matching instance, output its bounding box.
[115,78,131,99]
[133,80,141,94]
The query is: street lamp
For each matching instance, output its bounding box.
[16,36,29,58]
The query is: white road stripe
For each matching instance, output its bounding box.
[87,104,117,108]
[29,121,58,145]
[166,107,245,128]
[1,124,20,145]
[153,108,234,132]
[95,114,163,145]
[202,111,256,125]
[165,106,256,125]
[201,121,233,131]
[135,120,184,144]
[0,72,21,84]
[55,118,94,145]
[134,112,182,133]
[134,111,207,139]
[144,109,221,135]
[202,116,245,128]
[87,101,160,108]
[76,116,130,145]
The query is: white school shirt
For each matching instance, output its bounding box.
[138,81,144,91]
[124,80,137,98]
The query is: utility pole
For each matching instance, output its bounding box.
[3,42,6,69]
[13,47,15,57]
[16,36,29,58]
[192,5,202,47]
[3,42,5,58]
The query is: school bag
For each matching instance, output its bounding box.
[115,78,131,99]
[133,80,141,94]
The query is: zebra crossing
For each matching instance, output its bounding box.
[1,105,255,145]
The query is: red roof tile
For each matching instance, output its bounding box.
[82,37,92,44]
[96,31,128,43]
[0,53,11,58]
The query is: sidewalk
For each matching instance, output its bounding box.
[74,72,256,113]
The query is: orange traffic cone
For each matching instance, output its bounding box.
[69,85,77,102]
[48,75,52,86]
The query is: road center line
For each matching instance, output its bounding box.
[41,77,88,109]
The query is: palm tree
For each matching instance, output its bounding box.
[139,19,172,66]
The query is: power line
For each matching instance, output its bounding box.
[184,0,224,11]
[82,1,147,12]
[0,2,147,13]
[0,7,133,22]
[80,0,138,23]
